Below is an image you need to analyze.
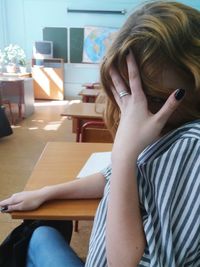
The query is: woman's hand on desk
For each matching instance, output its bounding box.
[0,172,106,213]
[0,189,46,212]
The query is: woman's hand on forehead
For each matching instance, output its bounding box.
[109,50,185,155]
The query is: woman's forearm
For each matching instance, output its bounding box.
[0,172,105,212]
[42,172,106,202]
[106,149,146,267]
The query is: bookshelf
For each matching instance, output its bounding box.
[32,58,64,100]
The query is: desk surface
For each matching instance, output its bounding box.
[0,77,32,82]
[0,77,24,82]
[1,72,31,78]
[78,88,100,97]
[11,142,112,220]
[61,102,104,118]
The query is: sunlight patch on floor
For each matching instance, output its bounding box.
[11,125,21,129]
[31,119,44,123]
[34,100,69,107]
[28,127,39,130]
[43,120,63,131]
[68,100,82,105]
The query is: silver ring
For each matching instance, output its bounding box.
[119,91,129,98]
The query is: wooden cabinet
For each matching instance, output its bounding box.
[32,58,64,100]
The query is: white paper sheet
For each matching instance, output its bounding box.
[77,151,111,178]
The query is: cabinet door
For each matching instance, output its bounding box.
[32,66,64,100]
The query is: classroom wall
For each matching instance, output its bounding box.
[0,0,7,49]
[1,0,200,99]
[1,0,137,54]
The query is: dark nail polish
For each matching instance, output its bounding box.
[0,206,8,212]
[174,88,185,101]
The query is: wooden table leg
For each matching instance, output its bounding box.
[76,118,81,142]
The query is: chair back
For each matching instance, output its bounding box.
[80,121,113,143]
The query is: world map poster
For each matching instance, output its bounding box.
[82,26,118,64]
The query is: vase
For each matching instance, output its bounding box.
[19,66,27,73]
[6,64,17,73]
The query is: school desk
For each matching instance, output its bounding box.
[78,88,100,102]
[61,102,105,141]
[11,142,112,220]
[0,76,34,120]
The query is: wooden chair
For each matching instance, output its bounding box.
[1,99,14,125]
[74,121,113,232]
[80,121,113,143]
[0,80,23,124]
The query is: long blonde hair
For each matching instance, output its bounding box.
[100,1,200,137]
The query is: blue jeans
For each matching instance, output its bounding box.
[26,226,85,267]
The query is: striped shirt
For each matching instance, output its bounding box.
[85,120,200,267]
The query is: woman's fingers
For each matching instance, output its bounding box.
[0,197,15,207]
[0,193,23,212]
[3,203,22,212]
[109,51,146,105]
[155,88,186,126]
[1,204,19,213]
[0,206,8,212]
[1,190,44,213]
[111,86,121,107]
[127,51,144,100]
[109,68,128,96]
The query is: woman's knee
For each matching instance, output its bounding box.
[27,226,63,266]
[29,226,58,253]
[31,226,52,242]
[27,226,84,267]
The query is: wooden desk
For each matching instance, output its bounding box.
[61,102,105,141]
[2,72,31,78]
[82,83,100,89]
[11,142,112,220]
[0,77,34,119]
[78,88,100,102]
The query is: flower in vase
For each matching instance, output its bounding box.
[2,44,26,66]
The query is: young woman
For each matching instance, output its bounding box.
[1,1,200,266]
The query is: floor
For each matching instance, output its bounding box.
[0,100,93,259]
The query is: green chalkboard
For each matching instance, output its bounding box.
[70,28,84,63]
[43,27,68,62]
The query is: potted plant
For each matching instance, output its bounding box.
[18,58,27,73]
[1,44,27,73]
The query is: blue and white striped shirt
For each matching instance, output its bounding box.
[85,120,200,267]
